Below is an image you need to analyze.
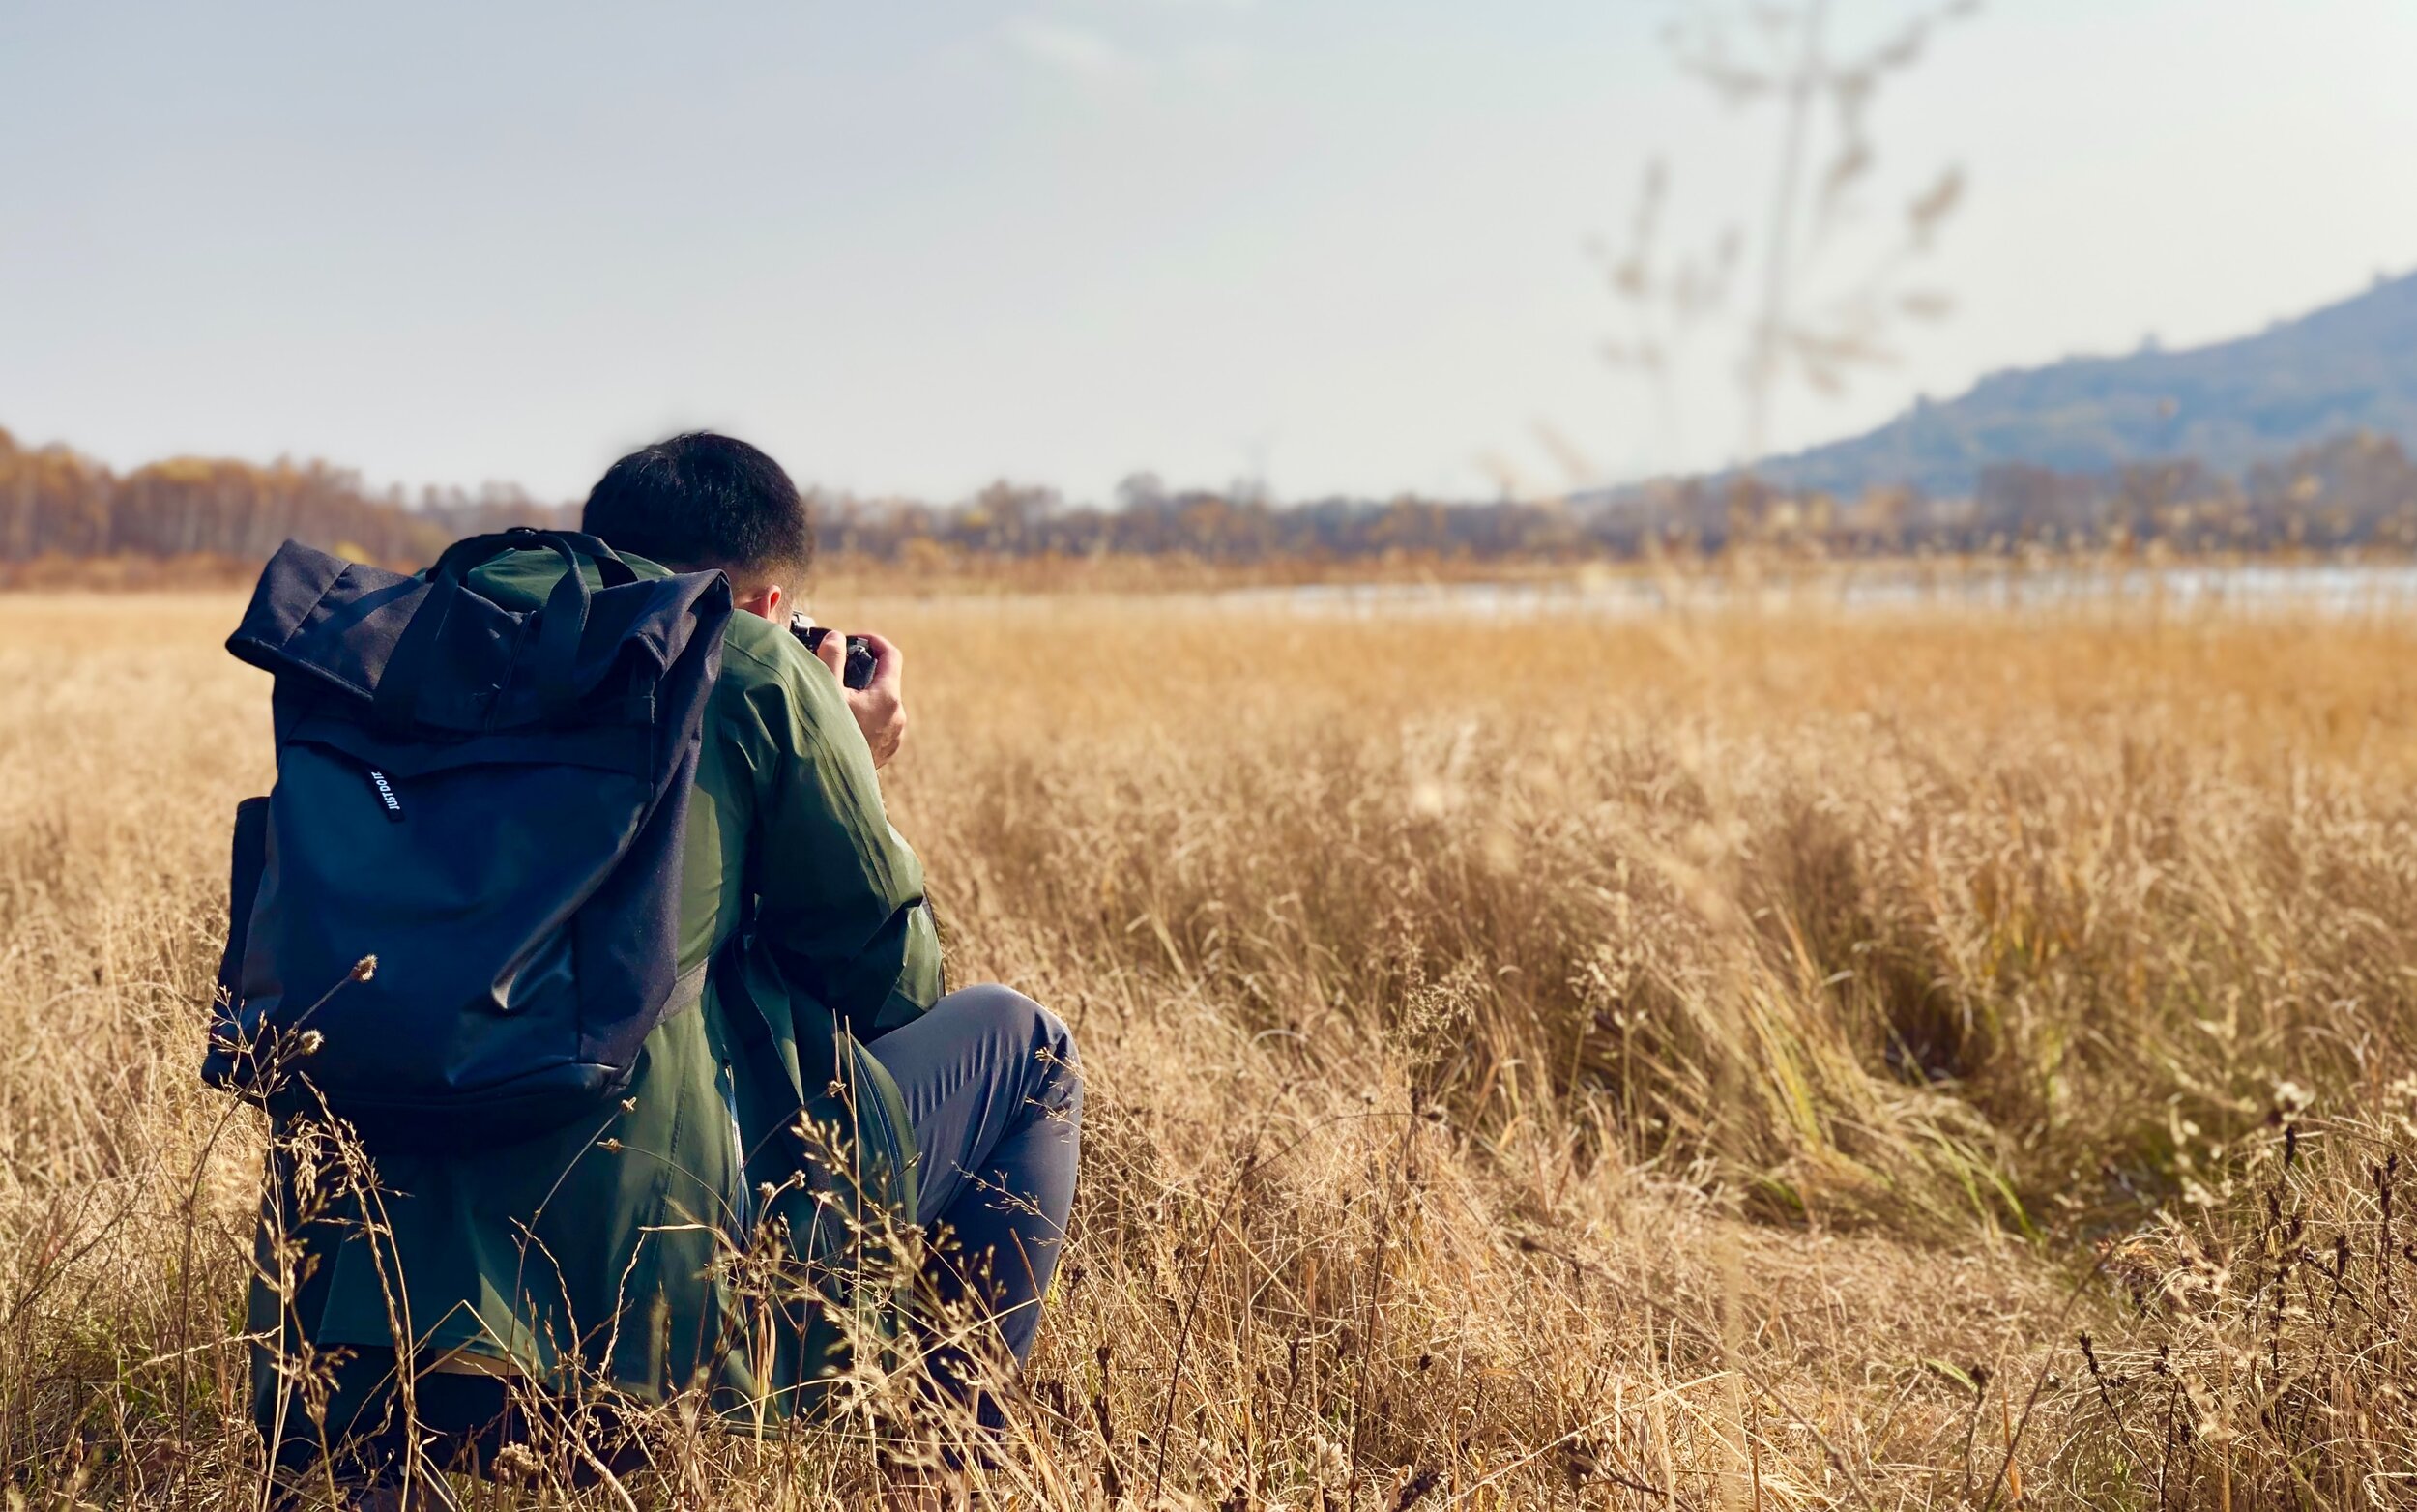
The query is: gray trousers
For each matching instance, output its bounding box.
[866,984,1083,1379]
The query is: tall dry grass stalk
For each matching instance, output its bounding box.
[7,587,2417,1506]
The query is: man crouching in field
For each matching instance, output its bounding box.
[258,433,1081,1506]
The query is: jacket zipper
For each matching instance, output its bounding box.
[718,1060,751,1242]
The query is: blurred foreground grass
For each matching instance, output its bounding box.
[7,588,2417,1506]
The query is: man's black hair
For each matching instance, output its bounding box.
[580,431,813,582]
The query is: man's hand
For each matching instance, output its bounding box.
[815,629,907,769]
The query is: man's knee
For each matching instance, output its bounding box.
[945,983,1080,1098]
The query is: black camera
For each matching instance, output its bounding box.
[791,619,878,690]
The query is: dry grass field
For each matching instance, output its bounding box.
[9,584,2417,1507]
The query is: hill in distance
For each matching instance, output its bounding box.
[1751,267,2417,499]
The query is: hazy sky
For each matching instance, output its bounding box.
[4,1,2414,505]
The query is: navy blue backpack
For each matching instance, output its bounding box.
[206,529,732,1149]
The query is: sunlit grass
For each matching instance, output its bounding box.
[7,588,2417,1505]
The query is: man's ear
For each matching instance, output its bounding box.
[732,582,786,622]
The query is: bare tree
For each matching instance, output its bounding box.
[1599,0,1977,469]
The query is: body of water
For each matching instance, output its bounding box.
[1208,562,2417,620]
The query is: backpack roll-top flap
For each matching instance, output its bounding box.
[225,541,420,706]
[228,536,730,733]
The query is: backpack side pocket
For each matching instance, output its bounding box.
[204,797,271,1086]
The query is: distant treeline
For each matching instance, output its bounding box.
[7,422,2417,578]
[822,432,2417,561]
[814,475,1608,566]
[1955,430,2417,552]
[0,426,574,567]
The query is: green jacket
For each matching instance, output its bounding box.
[252,548,942,1416]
